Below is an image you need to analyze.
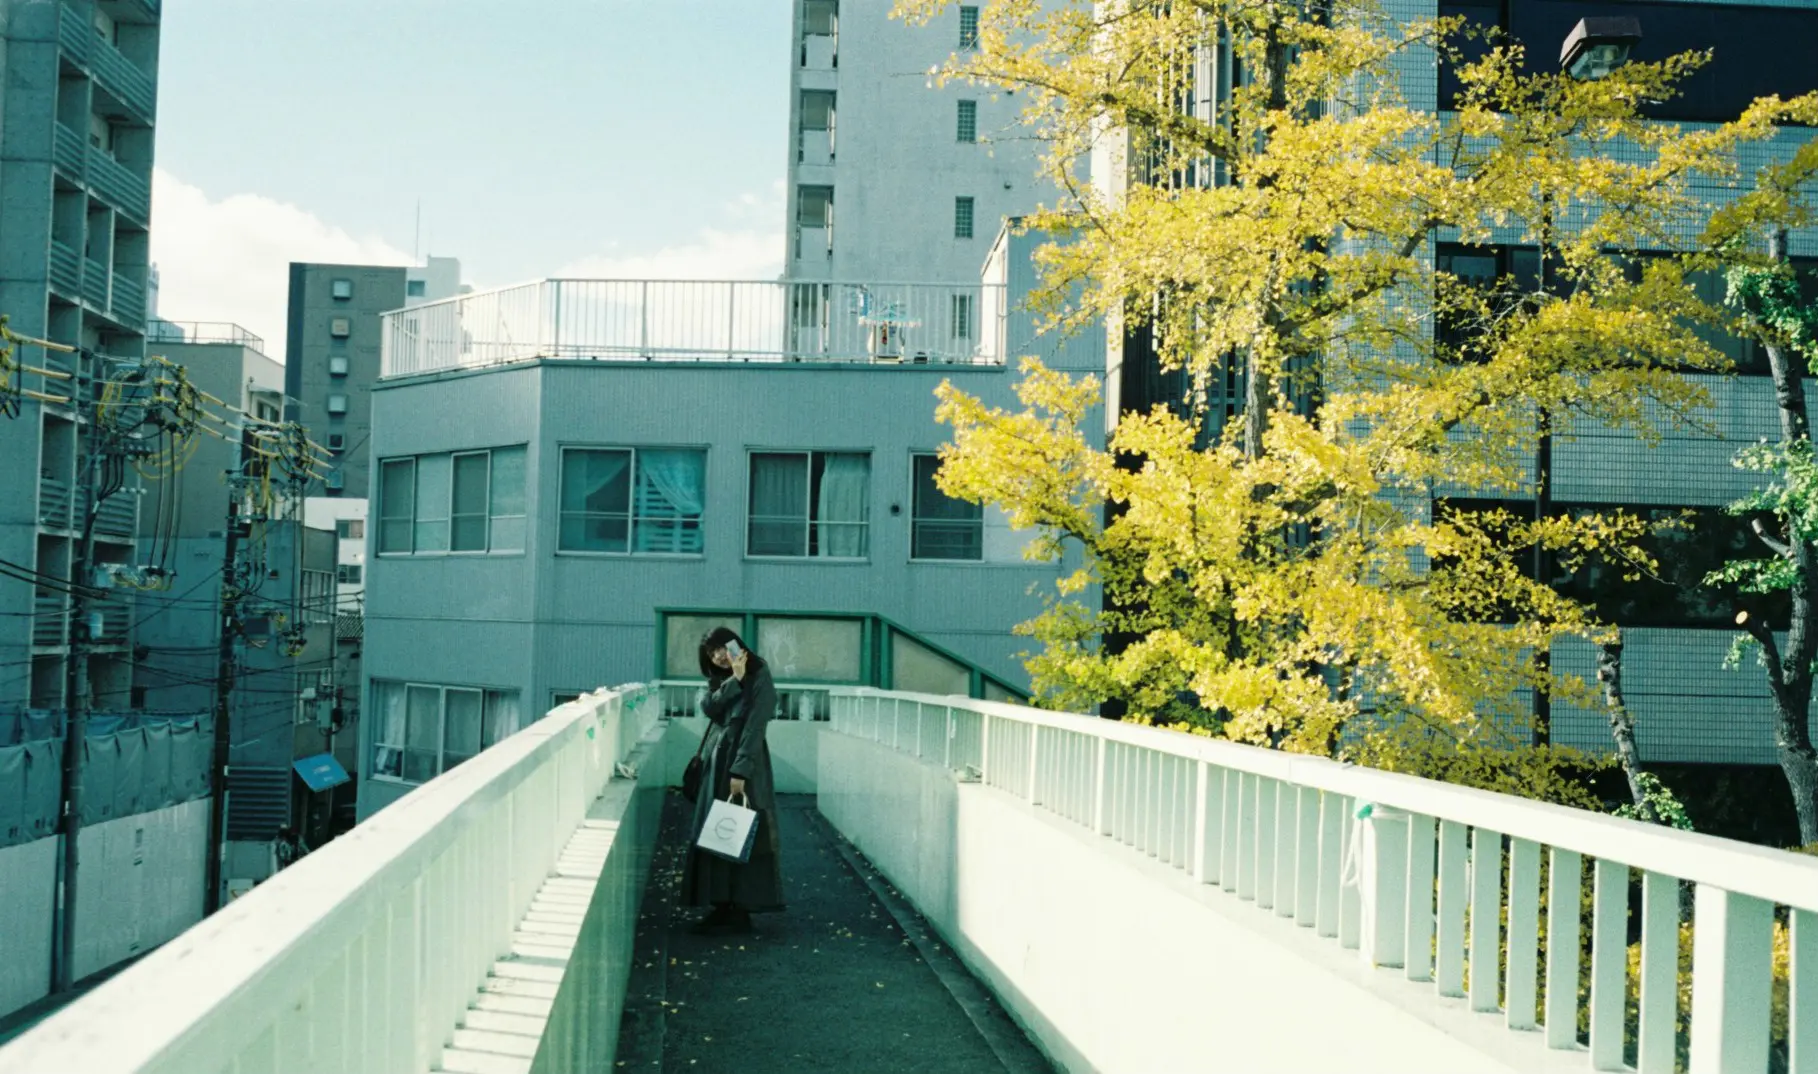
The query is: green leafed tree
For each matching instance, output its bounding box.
[1702,120,1818,841]
[900,0,1818,804]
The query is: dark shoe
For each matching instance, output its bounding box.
[687,905,752,936]
[688,905,737,935]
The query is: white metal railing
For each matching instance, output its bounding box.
[657,679,833,722]
[830,688,1818,1073]
[0,684,661,1074]
[145,321,267,349]
[381,278,1009,378]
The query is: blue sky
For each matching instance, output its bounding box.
[150,1,791,359]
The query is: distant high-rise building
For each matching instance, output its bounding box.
[284,258,466,500]
[782,2,1052,285]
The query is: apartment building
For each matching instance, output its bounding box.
[784,1,1053,285]
[0,0,160,717]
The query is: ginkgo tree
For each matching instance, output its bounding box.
[900,0,1818,802]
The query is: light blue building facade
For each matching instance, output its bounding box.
[356,231,1104,815]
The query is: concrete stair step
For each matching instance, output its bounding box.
[482,976,558,1001]
[510,938,575,961]
[451,1028,539,1059]
[473,993,554,1019]
[463,1008,548,1038]
[490,960,563,983]
[434,1047,530,1074]
[516,919,581,938]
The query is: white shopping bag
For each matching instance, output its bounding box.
[696,794,759,863]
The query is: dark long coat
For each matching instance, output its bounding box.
[681,662,786,911]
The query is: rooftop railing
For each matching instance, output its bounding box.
[145,321,266,350]
[381,278,1008,379]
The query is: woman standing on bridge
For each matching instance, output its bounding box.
[683,627,786,934]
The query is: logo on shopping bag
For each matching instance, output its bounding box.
[713,817,740,841]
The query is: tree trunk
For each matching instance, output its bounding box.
[1595,637,1652,819]
[1757,225,1818,845]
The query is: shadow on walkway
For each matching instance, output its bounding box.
[616,792,1052,1073]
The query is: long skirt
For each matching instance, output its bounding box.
[681,722,786,911]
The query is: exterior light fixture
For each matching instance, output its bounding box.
[1559,16,1642,80]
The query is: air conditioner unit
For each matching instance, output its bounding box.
[327,433,345,452]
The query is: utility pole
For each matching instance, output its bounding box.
[53,350,104,994]
[204,425,252,912]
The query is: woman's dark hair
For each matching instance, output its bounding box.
[698,626,762,681]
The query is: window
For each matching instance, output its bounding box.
[337,564,363,585]
[331,279,353,301]
[552,691,583,707]
[376,447,524,555]
[329,317,351,338]
[328,355,348,376]
[326,393,348,414]
[559,447,706,555]
[747,451,870,558]
[255,401,280,422]
[378,459,415,553]
[406,279,427,298]
[954,196,975,240]
[951,294,973,340]
[956,99,977,143]
[451,452,490,552]
[335,519,365,539]
[327,432,346,452]
[958,5,979,49]
[371,681,521,784]
[800,90,836,162]
[300,569,335,624]
[796,185,834,259]
[912,454,982,560]
[1434,243,1543,361]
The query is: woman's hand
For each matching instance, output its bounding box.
[729,776,747,801]
[730,648,749,681]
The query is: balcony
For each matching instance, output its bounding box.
[56,13,90,66]
[4,683,1815,1074]
[94,492,136,539]
[49,241,82,299]
[110,272,145,329]
[38,478,72,530]
[381,278,1010,378]
[89,35,156,124]
[85,150,152,224]
[81,259,109,312]
[31,593,67,647]
[52,123,85,180]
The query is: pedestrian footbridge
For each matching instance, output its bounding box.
[1,684,1813,1073]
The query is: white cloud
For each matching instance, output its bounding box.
[556,180,785,281]
[149,170,413,362]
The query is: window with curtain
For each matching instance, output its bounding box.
[559,447,705,555]
[911,453,982,560]
[372,680,523,784]
[377,459,415,554]
[748,451,869,558]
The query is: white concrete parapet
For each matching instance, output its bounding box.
[821,688,1818,1074]
[0,685,663,1074]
